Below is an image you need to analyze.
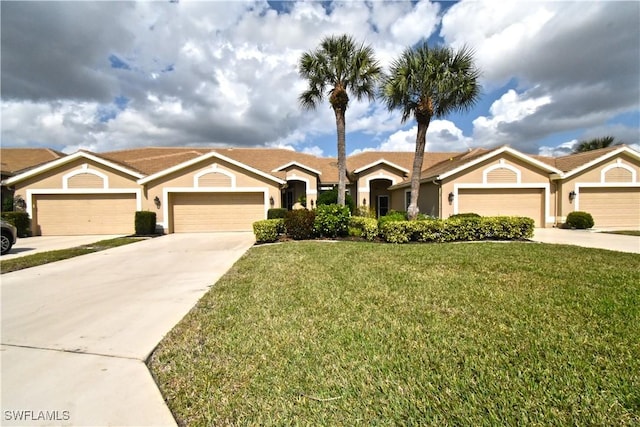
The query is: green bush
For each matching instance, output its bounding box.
[253,219,285,243]
[355,206,376,218]
[135,211,157,235]
[314,204,350,238]
[377,210,407,229]
[349,216,379,241]
[449,212,481,219]
[267,208,287,219]
[285,209,316,240]
[379,216,535,243]
[1,211,31,237]
[316,189,355,213]
[565,211,594,229]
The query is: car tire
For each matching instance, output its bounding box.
[1,232,13,255]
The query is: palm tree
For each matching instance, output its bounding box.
[381,42,480,219]
[299,34,381,206]
[573,136,621,153]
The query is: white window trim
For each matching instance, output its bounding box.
[600,159,637,183]
[482,160,521,184]
[25,188,143,219]
[453,183,553,224]
[159,187,269,230]
[193,163,236,188]
[62,164,109,189]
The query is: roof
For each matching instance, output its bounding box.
[553,145,624,172]
[0,148,66,176]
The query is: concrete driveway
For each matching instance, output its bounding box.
[1,232,255,426]
[532,228,640,254]
[2,235,125,260]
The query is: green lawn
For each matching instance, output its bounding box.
[0,237,143,273]
[149,241,640,426]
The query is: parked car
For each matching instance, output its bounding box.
[1,219,17,255]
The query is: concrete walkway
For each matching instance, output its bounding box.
[531,228,640,254]
[1,232,256,426]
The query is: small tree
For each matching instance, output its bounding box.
[381,42,480,219]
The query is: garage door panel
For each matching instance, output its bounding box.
[35,194,137,235]
[579,187,640,228]
[458,188,544,227]
[172,192,264,232]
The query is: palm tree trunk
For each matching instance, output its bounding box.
[334,106,347,206]
[408,118,429,220]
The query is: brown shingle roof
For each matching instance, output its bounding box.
[0,148,66,176]
[553,145,622,172]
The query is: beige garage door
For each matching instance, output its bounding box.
[171,192,265,232]
[579,187,640,228]
[458,188,545,227]
[35,193,137,235]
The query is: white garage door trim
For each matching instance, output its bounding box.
[25,189,143,220]
[453,183,553,224]
[160,187,269,230]
[574,182,640,211]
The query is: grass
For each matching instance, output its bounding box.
[601,230,640,237]
[0,237,143,274]
[149,241,640,426]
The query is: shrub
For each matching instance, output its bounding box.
[135,211,157,235]
[379,216,535,243]
[565,211,594,229]
[314,204,350,238]
[449,212,481,219]
[267,208,287,219]
[253,219,285,243]
[355,206,376,218]
[377,210,407,229]
[1,211,30,237]
[349,216,379,241]
[285,209,316,240]
[316,189,355,213]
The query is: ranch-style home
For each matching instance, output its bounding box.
[1,144,639,235]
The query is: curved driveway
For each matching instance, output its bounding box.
[1,232,255,426]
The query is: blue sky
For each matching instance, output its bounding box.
[1,1,638,157]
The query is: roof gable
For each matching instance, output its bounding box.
[137,150,286,185]
[272,161,322,176]
[559,146,640,178]
[353,159,410,175]
[3,150,145,185]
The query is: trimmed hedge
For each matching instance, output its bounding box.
[253,219,285,243]
[565,211,594,229]
[348,216,379,241]
[1,211,30,237]
[314,204,350,238]
[135,211,157,235]
[316,189,355,213]
[377,210,407,229]
[380,216,535,244]
[285,209,316,240]
[267,208,287,219]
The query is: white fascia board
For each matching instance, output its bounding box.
[561,146,640,179]
[353,159,410,175]
[4,151,144,185]
[272,161,322,176]
[138,151,286,185]
[438,146,562,180]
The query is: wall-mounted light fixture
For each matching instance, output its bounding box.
[569,190,577,202]
[269,196,275,207]
[448,192,455,204]
[310,199,315,209]
[362,198,367,206]
[154,196,161,209]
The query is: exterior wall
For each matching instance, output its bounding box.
[283,166,318,208]
[558,153,640,222]
[418,182,440,218]
[355,165,407,213]
[12,159,142,234]
[439,154,557,226]
[142,158,281,230]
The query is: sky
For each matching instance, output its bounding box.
[1,0,639,158]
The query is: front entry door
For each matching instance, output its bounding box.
[377,195,389,217]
